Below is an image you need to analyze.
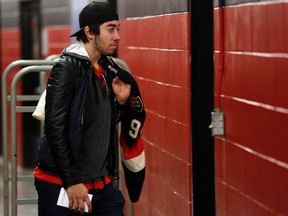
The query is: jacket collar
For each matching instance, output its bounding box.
[62,41,91,61]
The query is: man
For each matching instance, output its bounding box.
[34,1,146,215]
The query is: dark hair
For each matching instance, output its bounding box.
[76,24,101,43]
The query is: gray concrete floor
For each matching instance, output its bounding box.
[0,156,38,216]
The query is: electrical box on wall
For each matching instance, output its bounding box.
[210,108,224,136]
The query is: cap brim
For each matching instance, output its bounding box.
[70,28,83,37]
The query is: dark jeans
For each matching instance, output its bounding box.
[35,178,125,216]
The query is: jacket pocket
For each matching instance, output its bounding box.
[36,134,56,170]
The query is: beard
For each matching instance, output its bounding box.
[93,35,117,56]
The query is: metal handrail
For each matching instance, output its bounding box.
[1,59,57,216]
[10,65,54,216]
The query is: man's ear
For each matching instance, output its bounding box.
[83,26,93,40]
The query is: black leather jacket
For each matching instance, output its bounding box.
[36,43,119,188]
[37,42,146,202]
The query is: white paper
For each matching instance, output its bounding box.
[57,187,93,213]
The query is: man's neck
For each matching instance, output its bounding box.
[84,42,101,68]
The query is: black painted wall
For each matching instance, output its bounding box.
[191,0,216,215]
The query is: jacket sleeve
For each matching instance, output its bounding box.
[45,57,82,188]
[101,56,146,202]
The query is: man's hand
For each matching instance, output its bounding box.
[112,76,131,105]
[66,183,92,214]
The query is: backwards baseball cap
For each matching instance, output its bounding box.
[70,1,119,37]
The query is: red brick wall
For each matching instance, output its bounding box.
[42,25,71,58]
[1,28,23,164]
[118,13,192,216]
[214,2,288,215]
[1,28,21,71]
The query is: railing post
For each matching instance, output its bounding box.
[10,65,53,216]
[1,60,56,216]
